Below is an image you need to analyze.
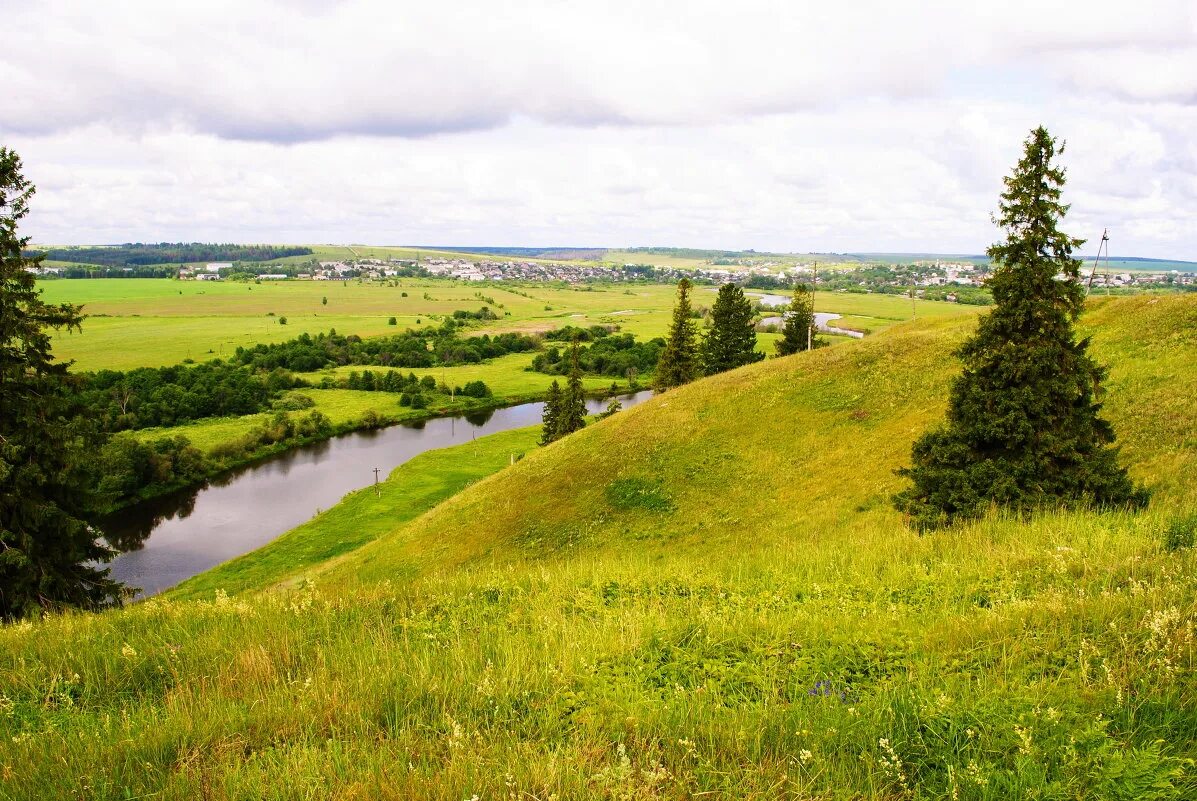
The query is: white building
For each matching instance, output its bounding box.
[206,262,232,273]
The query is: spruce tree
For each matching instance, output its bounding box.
[540,380,563,445]
[702,282,764,374]
[0,148,122,619]
[775,282,821,356]
[558,343,587,436]
[893,127,1147,529]
[653,278,700,390]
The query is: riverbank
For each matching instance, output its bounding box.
[103,390,654,596]
[167,425,545,599]
[106,380,640,516]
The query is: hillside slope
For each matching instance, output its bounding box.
[325,294,1195,586]
[1,295,1195,800]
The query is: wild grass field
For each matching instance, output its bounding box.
[2,294,1193,799]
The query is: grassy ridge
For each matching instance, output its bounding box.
[1,295,1194,799]
[169,427,543,600]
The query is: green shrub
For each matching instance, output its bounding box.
[271,393,316,411]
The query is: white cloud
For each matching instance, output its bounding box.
[3,0,1195,257]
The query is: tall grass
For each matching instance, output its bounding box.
[1,295,1194,799]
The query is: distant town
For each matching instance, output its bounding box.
[28,253,1197,303]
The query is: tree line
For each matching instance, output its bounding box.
[233,320,538,372]
[26,242,313,266]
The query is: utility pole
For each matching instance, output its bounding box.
[1086,229,1110,296]
[373,467,381,496]
[809,261,817,351]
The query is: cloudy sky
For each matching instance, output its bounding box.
[5,0,1195,258]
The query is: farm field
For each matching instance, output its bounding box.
[4,295,1194,798]
[38,278,974,371]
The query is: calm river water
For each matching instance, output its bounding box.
[103,391,654,596]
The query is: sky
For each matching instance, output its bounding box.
[4,0,1196,259]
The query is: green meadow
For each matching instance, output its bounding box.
[39,277,972,371]
[2,294,1193,799]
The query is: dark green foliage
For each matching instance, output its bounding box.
[654,278,700,391]
[235,326,537,372]
[96,435,208,505]
[775,283,822,356]
[701,282,764,374]
[27,242,312,267]
[540,381,563,446]
[76,363,299,431]
[558,343,587,437]
[531,328,663,378]
[460,380,492,398]
[895,127,1147,529]
[451,306,498,321]
[0,148,123,618]
[278,316,287,325]
[1164,515,1196,552]
[387,316,397,325]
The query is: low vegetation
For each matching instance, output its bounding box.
[2,293,1193,798]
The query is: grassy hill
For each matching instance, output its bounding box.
[2,295,1195,799]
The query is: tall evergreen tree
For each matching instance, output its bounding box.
[0,148,122,619]
[653,278,700,390]
[893,127,1147,529]
[775,282,821,356]
[539,380,563,445]
[558,342,587,436]
[702,282,764,374]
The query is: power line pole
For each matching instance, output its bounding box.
[1086,228,1110,296]
[809,262,817,351]
[373,467,380,496]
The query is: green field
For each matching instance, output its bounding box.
[3,294,1194,798]
[39,278,973,370]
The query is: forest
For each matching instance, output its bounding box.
[28,242,313,266]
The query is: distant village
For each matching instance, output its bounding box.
[32,254,1197,296]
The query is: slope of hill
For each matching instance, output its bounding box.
[1,295,1194,800]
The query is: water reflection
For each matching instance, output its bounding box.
[104,391,654,596]
[464,407,497,426]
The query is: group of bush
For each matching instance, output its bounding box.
[233,318,537,372]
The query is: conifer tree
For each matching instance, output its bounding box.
[775,282,821,356]
[893,127,1147,529]
[558,342,587,436]
[653,278,700,390]
[540,380,563,445]
[0,148,122,619]
[702,282,764,374]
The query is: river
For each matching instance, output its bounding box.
[102,391,654,596]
